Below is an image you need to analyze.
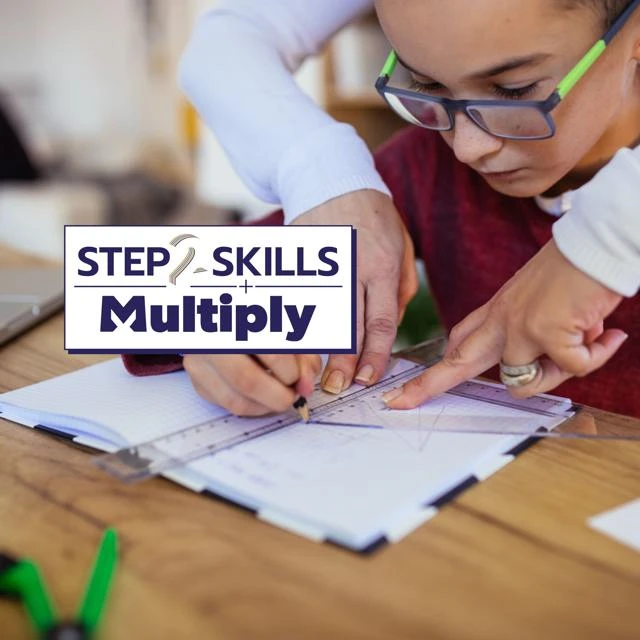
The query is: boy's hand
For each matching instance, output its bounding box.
[383,240,627,409]
[183,353,322,416]
[294,190,418,394]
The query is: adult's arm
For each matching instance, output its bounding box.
[180,0,418,394]
[553,145,640,297]
[179,0,390,222]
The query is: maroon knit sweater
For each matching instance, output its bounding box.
[123,128,639,418]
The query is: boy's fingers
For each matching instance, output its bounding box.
[185,358,273,416]
[255,354,299,386]
[383,325,503,409]
[191,377,270,416]
[210,355,297,413]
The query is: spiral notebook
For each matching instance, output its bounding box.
[0,357,572,552]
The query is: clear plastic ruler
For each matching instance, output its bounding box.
[95,338,640,483]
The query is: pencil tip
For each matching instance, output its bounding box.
[293,396,310,422]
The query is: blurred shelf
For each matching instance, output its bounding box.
[323,13,406,150]
[326,93,387,110]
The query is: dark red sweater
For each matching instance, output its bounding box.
[123,128,639,418]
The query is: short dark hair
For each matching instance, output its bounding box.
[562,0,630,29]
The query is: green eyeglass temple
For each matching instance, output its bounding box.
[378,0,640,105]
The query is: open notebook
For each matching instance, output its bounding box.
[0,357,572,552]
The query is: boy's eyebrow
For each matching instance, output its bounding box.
[471,54,553,78]
[396,52,552,80]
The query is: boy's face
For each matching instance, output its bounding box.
[376,0,640,197]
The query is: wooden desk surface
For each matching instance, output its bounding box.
[1,246,638,640]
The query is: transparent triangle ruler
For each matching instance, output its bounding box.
[95,338,640,484]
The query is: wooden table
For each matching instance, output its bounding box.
[1,245,639,640]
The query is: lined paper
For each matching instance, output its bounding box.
[0,357,571,549]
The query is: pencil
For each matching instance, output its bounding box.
[293,396,310,423]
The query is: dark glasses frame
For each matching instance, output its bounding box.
[375,0,640,140]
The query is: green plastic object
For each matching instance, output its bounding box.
[0,560,57,633]
[0,527,118,638]
[557,40,606,99]
[76,528,119,634]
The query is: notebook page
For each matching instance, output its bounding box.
[189,429,532,548]
[0,356,571,548]
[183,387,568,547]
[0,358,226,446]
[0,358,417,446]
[0,357,559,447]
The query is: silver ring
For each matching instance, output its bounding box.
[499,360,541,388]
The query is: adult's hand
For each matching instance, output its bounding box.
[294,189,418,394]
[383,239,628,409]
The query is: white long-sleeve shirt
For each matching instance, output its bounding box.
[179,0,640,297]
[553,147,640,296]
[179,0,388,221]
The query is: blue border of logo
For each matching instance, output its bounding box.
[64,225,357,355]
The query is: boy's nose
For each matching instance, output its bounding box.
[451,112,503,165]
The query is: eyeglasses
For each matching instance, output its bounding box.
[375,0,640,140]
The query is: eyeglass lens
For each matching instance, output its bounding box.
[384,92,553,139]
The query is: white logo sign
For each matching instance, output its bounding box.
[64,226,355,353]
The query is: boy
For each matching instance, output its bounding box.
[125,0,639,417]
